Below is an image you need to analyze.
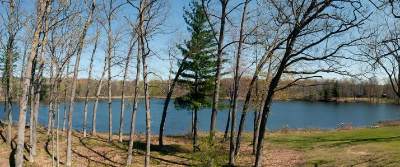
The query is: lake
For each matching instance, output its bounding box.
[0,99,399,135]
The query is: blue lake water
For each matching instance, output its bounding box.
[0,99,399,135]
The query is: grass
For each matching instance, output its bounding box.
[1,125,400,166]
[265,127,400,166]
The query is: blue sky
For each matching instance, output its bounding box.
[1,0,395,83]
[79,0,190,80]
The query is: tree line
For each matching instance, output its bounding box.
[1,0,400,167]
[1,77,397,103]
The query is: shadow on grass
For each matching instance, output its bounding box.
[78,134,193,166]
[272,135,400,148]
[44,138,64,165]
[129,140,193,166]
[320,136,400,148]
[77,136,124,166]
[71,149,119,167]
[8,140,17,167]
[130,141,191,155]
[1,127,17,167]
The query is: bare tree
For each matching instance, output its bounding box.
[223,87,233,140]
[29,14,49,161]
[126,0,165,165]
[1,0,21,145]
[65,0,96,166]
[228,0,250,165]
[251,56,274,154]
[83,28,99,138]
[98,0,125,142]
[119,30,136,142]
[92,55,107,136]
[252,1,369,166]
[158,47,189,146]
[202,0,229,140]
[361,2,400,99]
[14,1,52,166]
[47,19,76,165]
[62,61,70,131]
[235,41,278,157]
[126,37,141,167]
[138,2,151,164]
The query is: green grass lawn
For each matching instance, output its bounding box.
[265,127,400,166]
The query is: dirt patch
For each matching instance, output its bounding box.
[235,144,305,167]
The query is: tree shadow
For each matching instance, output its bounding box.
[71,149,118,167]
[133,149,192,166]
[129,141,193,166]
[73,133,194,166]
[0,130,6,143]
[77,136,124,166]
[44,138,64,165]
[273,135,400,148]
[130,141,191,155]
[8,140,16,167]
[320,136,400,148]
[345,153,400,166]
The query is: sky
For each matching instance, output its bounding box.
[0,0,397,83]
[79,0,190,80]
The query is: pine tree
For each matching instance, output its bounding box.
[175,0,216,152]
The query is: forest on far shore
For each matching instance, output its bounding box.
[1,77,398,103]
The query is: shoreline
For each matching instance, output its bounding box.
[0,96,398,105]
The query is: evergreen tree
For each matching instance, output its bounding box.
[175,0,216,152]
[0,49,19,81]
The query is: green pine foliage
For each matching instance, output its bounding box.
[175,0,217,110]
[0,48,19,75]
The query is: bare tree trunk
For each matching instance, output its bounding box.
[106,25,113,143]
[3,0,16,145]
[15,1,52,166]
[62,63,70,132]
[209,0,228,140]
[254,36,294,167]
[30,59,45,162]
[235,56,273,157]
[229,1,249,164]
[29,68,35,157]
[54,71,63,167]
[254,83,277,167]
[251,62,259,155]
[48,65,60,167]
[66,2,95,166]
[193,108,198,152]
[253,91,266,154]
[31,11,50,161]
[232,31,278,154]
[126,46,141,166]
[83,30,99,138]
[158,55,188,146]
[47,93,54,135]
[142,41,151,167]
[92,56,107,136]
[136,1,152,165]
[119,36,135,142]
[191,110,195,137]
[56,100,60,167]
[223,88,234,140]
[47,93,53,135]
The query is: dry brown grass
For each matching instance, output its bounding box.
[0,126,306,167]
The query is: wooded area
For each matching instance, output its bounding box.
[0,0,399,166]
